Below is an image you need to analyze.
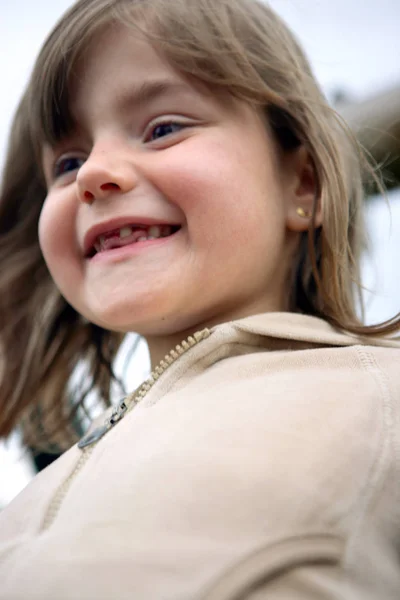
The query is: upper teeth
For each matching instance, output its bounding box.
[119,225,163,239]
[119,226,133,238]
[118,225,166,239]
[94,224,173,253]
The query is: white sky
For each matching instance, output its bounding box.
[1,0,399,505]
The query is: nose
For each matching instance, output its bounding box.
[76,142,138,204]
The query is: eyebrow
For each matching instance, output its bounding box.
[114,79,196,112]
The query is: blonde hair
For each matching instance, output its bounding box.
[1,0,398,451]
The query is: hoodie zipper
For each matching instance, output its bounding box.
[42,328,211,531]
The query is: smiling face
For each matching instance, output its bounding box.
[39,24,310,355]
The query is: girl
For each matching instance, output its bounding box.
[0,0,399,598]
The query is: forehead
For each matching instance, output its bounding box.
[69,25,197,123]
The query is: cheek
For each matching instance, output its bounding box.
[151,135,285,246]
[38,192,81,286]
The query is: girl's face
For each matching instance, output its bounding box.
[39,25,308,345]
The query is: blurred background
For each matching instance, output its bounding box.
[1,0,399,507]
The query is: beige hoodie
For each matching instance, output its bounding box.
[1,312,400,600]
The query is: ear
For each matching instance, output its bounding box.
[283,146,322,232]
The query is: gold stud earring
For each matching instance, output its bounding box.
[296,207,310,218]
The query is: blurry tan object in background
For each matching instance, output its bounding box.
[339,85,400,188]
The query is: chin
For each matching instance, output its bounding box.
[76,296,178,335]
[94,308,207,339]
[72,284,216,337]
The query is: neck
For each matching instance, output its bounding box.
[145,322,211,370]
[144,299,285,369]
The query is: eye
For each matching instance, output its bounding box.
[53,155,86,178]
[146,121,186,143]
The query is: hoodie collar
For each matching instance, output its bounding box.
[217,311,400,349]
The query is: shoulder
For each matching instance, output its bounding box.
[192,338,400,531]
[194,341,400,599]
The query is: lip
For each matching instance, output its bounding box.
[83,216,181,257]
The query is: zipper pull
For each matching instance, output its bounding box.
[77,328,211,451]
[78,400,128,449]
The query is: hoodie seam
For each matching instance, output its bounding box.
[343,345,394,564]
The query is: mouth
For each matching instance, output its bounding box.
[85,223,182,258]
